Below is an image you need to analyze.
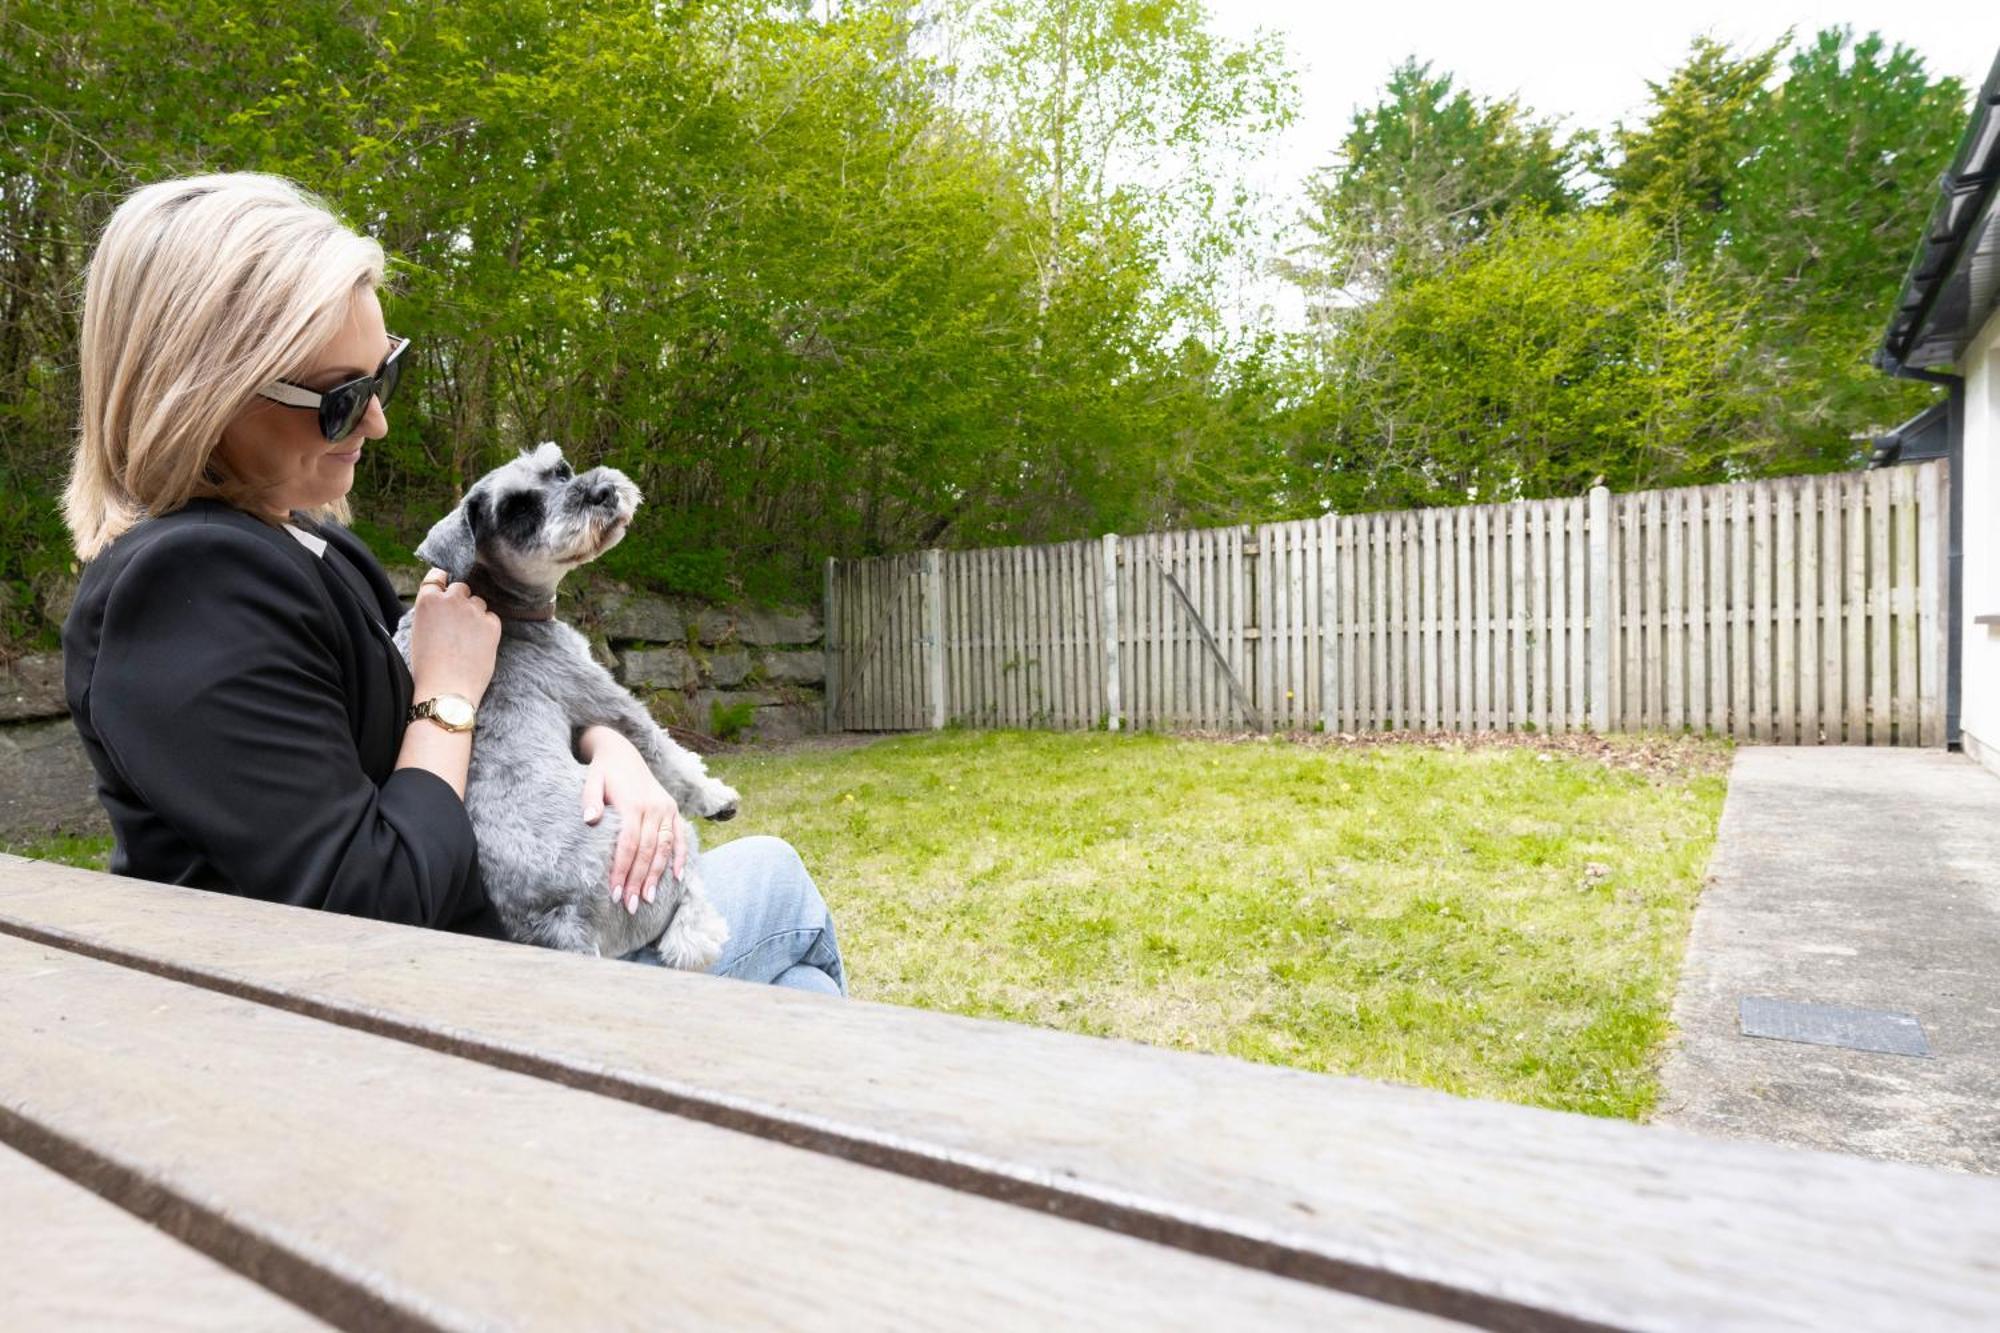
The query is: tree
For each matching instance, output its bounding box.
[915,0,1296,542]
[1284,211,1763,513]
[1605,34,1783,251]
[952,0,1293,325]
[0,0,1296,644]
[1719,28,1968,465]
[1277,29,1972,512]
[1285,59,1590,313]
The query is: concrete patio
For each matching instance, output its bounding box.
[1660,746,2000,1174]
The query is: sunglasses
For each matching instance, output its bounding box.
[255,334,410,442]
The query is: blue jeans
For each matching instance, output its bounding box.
[624,835,846,995]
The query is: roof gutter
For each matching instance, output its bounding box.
[1876,52,2000,371]
[1875,359,1962,389]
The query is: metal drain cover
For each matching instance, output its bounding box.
[1739,996,1930,1057]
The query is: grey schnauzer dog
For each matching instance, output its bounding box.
[394,442,739,967]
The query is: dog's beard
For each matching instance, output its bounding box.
[554,510,630,566]
[548,464,642,566]
[588,510,631,557]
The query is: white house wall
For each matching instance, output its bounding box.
[1962,305,2000,774]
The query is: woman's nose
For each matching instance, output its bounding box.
[360,393,389,440]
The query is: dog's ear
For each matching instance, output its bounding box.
[414,493,480,581]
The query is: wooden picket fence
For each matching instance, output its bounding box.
[824,462,1950,745]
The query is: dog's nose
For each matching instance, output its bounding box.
[587,482,616,507]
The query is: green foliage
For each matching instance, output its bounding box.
[1287,60,1590,302]
[1283,29,1968,506]
[1720,29,1969,467]
[0,9,1972,652]
[1603,28,1964,471]
[968,0,1294,323]
[0,0,1293,644]
[1287,211,1763,511]
[708,696,759,742]
[0,457,76,649]
[1605,35,1784,247]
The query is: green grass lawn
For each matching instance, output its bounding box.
[10,728,1729,1119]
[2,830,116,869]
[705,729,1729,1120]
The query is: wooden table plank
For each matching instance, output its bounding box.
[0,932,1435,1332]
[0,1141,327,1330]
[6,859,2000,1331]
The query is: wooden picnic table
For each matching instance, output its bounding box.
[2,850,1998,1330]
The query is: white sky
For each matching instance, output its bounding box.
[1205,1,2000,328]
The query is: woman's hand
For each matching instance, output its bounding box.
[579,725,686,914]
[406,568,501,703]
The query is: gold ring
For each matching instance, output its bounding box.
[422,572,448,589]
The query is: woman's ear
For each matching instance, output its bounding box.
[414,493,479,581]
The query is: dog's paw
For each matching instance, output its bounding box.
[697,780,741,821]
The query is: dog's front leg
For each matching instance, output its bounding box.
[635,712,740,821]
[563,648,741,820]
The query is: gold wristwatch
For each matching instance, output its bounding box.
[408,693,477,734]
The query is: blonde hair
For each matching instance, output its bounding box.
[64,172,386,559]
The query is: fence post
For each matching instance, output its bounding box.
[823,557,840,733]
[922,549,946,730]
[1319,512,1338,733]
[1916,460,1945,748]
[1588,486,1612,732]
[1101,533,1122,731]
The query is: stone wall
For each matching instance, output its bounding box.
[500,577,826,744]
[0,650,105,843]
[0,580,826,842]
[377,569,828,743]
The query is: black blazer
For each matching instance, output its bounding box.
[62,499,504,937]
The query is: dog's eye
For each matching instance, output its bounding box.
[499,492,542,527]
[547,462,573,482]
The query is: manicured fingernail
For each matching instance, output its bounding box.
[643,883,656,903]
[626,894,638,915]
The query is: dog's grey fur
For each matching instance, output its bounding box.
[394,442,738,967]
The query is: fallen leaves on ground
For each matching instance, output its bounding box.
[1176,727,1732,783]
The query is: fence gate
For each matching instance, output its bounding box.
[1117,527,1257,731]
[825,552,933,731]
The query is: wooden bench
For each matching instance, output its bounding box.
[0,1141,323,1330]
[3,852,1998,1330]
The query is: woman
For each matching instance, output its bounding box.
[59,172,844,995]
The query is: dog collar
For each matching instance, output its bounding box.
[495,599,557,622]
[464,573,558,622]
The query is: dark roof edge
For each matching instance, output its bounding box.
[1875,48,2000,372]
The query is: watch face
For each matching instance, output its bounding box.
[433,695,476,729]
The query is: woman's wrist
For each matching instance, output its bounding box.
[412,677,484,705]
[575,724,634,762]
[396,713,474,799]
